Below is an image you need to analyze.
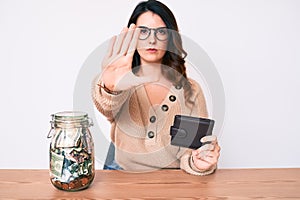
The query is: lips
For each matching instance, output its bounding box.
[146,48,158,53]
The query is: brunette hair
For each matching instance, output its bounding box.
[127,0,194,106]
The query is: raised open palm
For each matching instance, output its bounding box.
[100,24,159,92]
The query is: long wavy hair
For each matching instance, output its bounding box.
[127,0,194,106]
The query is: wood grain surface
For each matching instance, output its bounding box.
[0,168,299,199]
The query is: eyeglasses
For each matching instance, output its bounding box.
[137,26,169,41]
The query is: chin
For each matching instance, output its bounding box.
[139,52,166,64]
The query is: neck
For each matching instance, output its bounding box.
[138,63,162,78]
[138,63,172,88]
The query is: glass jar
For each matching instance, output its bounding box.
[47,111,95,191]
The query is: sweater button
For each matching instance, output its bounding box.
[169,95,176,102]
[175,85,182,90]
[161,104,169,112]
[149,116,156,123]
[148,131,155,138]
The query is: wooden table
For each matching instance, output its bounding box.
[0,168,299,199]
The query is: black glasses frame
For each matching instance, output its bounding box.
[137,26,169,41]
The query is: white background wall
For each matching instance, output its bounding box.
[1,0,299,169]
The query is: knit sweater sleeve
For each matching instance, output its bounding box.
[91,75,131,123]
[179,79,216,176]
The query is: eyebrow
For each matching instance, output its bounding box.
[137,26,167,29]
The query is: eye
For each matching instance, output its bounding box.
[157,28,168,35]
[140,28,149,35]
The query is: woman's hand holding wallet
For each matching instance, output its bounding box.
[191,135,220,172]
[170,115,220,172]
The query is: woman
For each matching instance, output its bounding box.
[92,0,220,175]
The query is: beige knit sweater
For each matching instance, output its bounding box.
[92,77,216,175]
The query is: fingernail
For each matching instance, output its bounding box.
[201,135,217,143]
[130,23,135,28]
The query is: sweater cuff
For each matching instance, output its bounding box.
[96,82,130,106]
[92,76,131,118]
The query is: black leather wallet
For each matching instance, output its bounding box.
[170,115,215,149]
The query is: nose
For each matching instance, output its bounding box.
[148,30,156,44]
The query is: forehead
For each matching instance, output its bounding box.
[136,11,166,28]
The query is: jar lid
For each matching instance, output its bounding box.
[53,111,88,122]
[47,111,93,138]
